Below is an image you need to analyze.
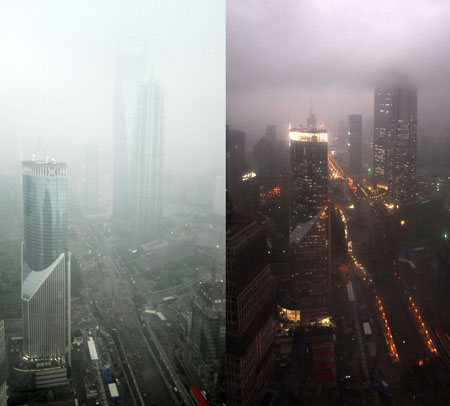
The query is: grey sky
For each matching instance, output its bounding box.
[227,0,450,141]
[0,0,225,176]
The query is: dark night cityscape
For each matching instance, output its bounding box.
[2,1,450,406]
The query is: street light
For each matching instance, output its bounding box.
[400,220,406,227]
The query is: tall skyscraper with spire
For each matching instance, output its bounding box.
[131,76,164,245]
[113,41,147,222]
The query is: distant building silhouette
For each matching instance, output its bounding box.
[113,43,147,222]
[131,77,164,245]
[348,114,362,173]
[83,145,99,210]
[373,83,417,202]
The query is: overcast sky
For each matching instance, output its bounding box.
[0,0,225,176]
[227,0,450,142]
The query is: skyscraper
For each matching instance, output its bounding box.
[289,126,328,224]
[83,145,99,210]
[373,83,417,202]
[131,77,163,245]
[286,124,330,323]
[348,114,362,173]
[226,216,273,406]
[20,161,70,385]
[113,43,147,221]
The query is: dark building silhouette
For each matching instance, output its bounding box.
[226,216,273,406]
[348,114,362,173]
[226,126,259,221]
[373,84,417,202]
[253,125,279,188]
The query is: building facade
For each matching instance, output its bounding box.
[131,77,164,245]
[226,218,273,406]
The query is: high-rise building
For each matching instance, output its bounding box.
[19,161,71,386]
[113,43,147,221]
[226,216,273,406]
[286,124,330,323]
[189,282,225,388]
[373,84,417,202]
[131,77,163,245]
[83,145,99,210]
[280,208,330,323]
[348,114,362,173]
[289,126,328,224]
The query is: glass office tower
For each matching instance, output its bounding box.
[21,161,70,367]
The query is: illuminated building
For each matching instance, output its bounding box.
[348,114,362,173]
[226,216,273,406]
[285,121,330,324]
[113,42,147,221]
[19,161,71,388]
[131,77,163,245]
[83,145,99,210]
[289,126,328,224]
[373,84,417,202]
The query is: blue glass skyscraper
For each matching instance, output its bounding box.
[20,161,71,379]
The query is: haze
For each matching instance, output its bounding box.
[227,0,450,140]
[0,0,225,177]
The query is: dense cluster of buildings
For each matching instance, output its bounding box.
[225,78,420,404]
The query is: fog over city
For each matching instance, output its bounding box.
[227,0,450,139]
[0,2,225,405]
[0,0,225,176]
